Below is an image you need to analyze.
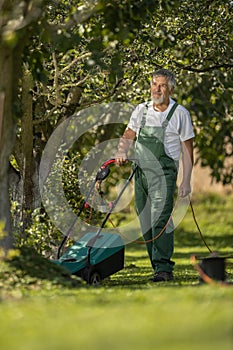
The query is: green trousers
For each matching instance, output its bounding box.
[134,159,177,273]
[134,103,179,274]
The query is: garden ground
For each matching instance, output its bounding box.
[0,193,232,350]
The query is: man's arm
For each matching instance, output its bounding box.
[115,128,136,165]
[178,138,194,197]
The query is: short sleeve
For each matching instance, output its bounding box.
[127,103,146,134]
[178,108,195,142]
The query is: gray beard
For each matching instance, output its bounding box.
[152,95,164,105]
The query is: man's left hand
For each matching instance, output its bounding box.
[178,182,191,197]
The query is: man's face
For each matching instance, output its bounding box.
[150,76,172,105]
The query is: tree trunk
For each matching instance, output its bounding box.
[0,46,16,250]
[10,69,43,235]
[20,69,36,230]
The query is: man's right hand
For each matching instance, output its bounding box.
[115,152,128,166]
[115,128,136,166]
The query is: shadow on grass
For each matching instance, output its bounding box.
[110,238,233,288]
[106,260,233,288]
[104,270,200,288]
[175,228,233,251]
[124,230,233,253]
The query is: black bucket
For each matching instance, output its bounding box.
[199,257,226,283]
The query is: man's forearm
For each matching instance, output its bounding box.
[178,138,194,197]
[116,128,136,165]
[117,128,136,154]
[182,138,194,181]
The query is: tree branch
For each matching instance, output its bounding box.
[1,0,44,32]
[80,78,124,109]
[61,75,90,89]
[52,52,62,106]
[33,106,57,126]
[173,60,233,72]
[60,52,92,75]
[44,0,99,33]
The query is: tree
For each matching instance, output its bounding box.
[0,0,48,249]
[1,0,174,249]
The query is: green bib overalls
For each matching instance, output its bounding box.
[134,102,178,273]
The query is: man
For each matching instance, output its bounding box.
[116,69,194,282]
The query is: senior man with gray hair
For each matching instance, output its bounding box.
[116,69,194,282]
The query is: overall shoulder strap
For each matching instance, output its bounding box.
[162,102,178,128]
[140,102,149,128]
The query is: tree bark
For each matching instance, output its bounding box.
[0,46,16,249]
[20,69,36,230]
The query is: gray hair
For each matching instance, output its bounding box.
[152,69,176,90]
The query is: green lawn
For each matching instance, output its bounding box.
[0,193,232,350]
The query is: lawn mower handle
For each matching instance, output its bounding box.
[100,158,139,168]
[57,158,138,259]
[95,158,138,182]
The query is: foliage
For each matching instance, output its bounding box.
[18,209,63,258]
[0,245,83,297]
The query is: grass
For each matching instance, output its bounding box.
[0,192,233,350]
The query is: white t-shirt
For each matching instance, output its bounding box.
[127,98,195,161]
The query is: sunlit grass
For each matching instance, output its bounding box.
[0,193,233,350]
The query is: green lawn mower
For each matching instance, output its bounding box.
[54,159,137,285]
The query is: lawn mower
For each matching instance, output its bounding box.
[54,159,138,285]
